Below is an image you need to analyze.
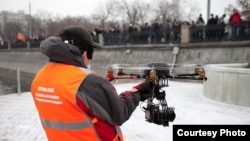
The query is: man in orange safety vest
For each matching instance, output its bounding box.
[30,26,153,141]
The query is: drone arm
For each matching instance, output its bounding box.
[169,73,207,80]
[113,75,138,80]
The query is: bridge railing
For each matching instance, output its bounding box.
[0,21,249,50]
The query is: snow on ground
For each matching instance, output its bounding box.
[0,81,250,141]
[117,81,250,141]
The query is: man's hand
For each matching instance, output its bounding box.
[133,81,154,101]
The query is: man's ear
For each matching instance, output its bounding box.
[82,50,87,56]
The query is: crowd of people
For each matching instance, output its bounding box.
[93,18,182,45]
[92,8,249,45]
[190,8,250,42]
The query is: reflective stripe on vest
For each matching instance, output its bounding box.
[40,118,92,130]
[114,127,124,141]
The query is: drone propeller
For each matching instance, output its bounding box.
[167,63,179,66]
[126,66,169,70]
[180,64,205,68]
[125,66,182,71]
[99,63,131,69]
[111,63,130,67]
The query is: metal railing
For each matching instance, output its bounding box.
[0,22,249,50]
[96,22,250,45]
[190,22,250,43]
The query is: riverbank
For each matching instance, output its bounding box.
[0,41,249,94]
[0,81,13,95]
[0,68,35,94]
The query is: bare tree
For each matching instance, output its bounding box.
[34,10,52,38]
[46,16,95,36]
[171,0,182,20]
[113,0,151,26]
[154,0,183,24]
[153,0,201,24]
[237,0,250,20]
[136,1,151,25]
[91,0,114,29]
[224,4,235,18]
[155,0,172,24]
[118,0,139,26]
[4,22,23,43]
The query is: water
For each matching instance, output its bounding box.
[0,81,15,95]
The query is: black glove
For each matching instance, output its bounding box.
[133,81,153,101]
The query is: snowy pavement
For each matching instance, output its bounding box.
[1,81,250,141]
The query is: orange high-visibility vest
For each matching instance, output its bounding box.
[30,62,123,141]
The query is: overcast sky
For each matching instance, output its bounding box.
[1,0,238,22]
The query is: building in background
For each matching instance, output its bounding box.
[0,11,29,43]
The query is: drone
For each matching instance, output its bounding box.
[103,62,207,82]
[102,62,207,127]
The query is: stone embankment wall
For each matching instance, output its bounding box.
[0,41,249,93]
[204,63,250,107]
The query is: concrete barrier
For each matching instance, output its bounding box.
[0,41,250,95]
[203,63,250,107]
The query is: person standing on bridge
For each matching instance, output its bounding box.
[30,26,153,141]
[229,8,242,41]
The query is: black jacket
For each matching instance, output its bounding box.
[39,36,141,126]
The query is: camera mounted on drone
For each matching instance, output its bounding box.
[141,63,176,127]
